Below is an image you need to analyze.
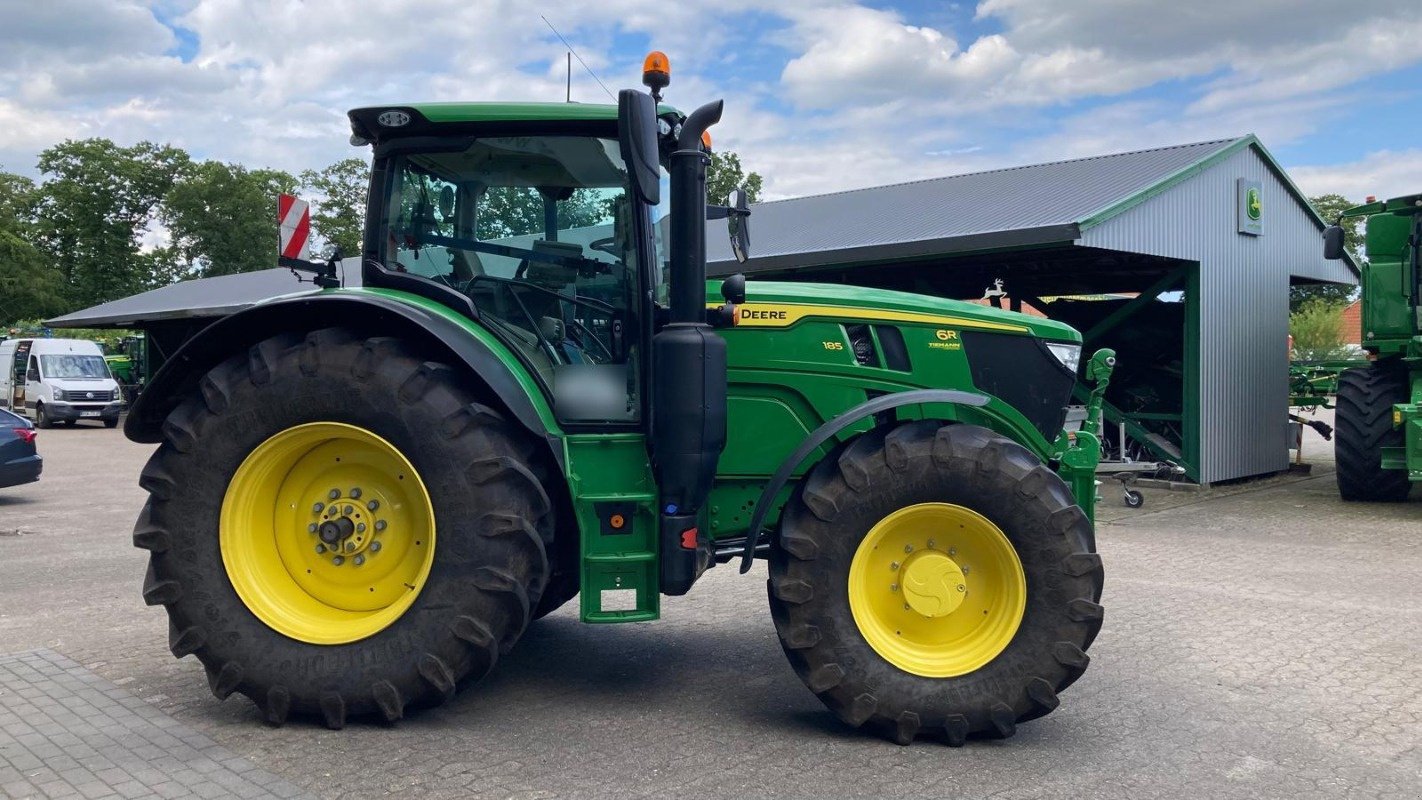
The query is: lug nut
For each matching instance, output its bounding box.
[889,583,898,592]
[357,523,366,533]
[308,523,317,533]
[343,505,353,515]
[370,541,382,552]
[890,561,900,571]
[375,520,387,532]
[904,544,913,553]
[354,555,365,566]
[332,555,344,566]
[927,539,936,548]
[351,488,362,499]
[312,502,324,513]
[367,500,380,512]
[949,547,956,556]
[329,489,340,500]
[962,566,970,575]
[345,541,355,552]
[315,544,326,554]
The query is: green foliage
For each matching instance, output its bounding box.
[1295,194,1364,312]
[0,172,66,325]
[160,161,298,278]
[34,139,191,310]
[1289,299,1351,360]
[1,319,134,343]
[300,158,369,258]
[706,150,763,206]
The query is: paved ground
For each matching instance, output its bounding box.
[0,649,309,800]
[0,414,1417,799]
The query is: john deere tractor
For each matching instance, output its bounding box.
[1324,194,1422,500]
[125,53,1108,744]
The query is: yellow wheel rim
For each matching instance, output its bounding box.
[848,502,1026,678]
[220,422,436,645]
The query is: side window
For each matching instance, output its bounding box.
[383,137,644,425]
[27,356,39,380]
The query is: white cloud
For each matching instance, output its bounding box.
[1290,150,1422,203]
[0,0,1418,214]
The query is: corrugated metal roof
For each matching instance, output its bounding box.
[707,136,1247,269]
[45,265,357,328]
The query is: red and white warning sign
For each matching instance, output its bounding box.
[278,193,311,261]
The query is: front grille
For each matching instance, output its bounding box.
[961,332,1076,441]
[58,389,114,402]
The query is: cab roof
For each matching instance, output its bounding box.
[348,101,681,144]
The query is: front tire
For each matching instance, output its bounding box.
[1335,365,1410,502]
[35,403,52,429]
[769,422,1104,745]
[134,328,555,727]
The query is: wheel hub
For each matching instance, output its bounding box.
[311,489,386,563]
[900,550,967,618]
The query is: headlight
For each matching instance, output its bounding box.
[1046,342,1082,374]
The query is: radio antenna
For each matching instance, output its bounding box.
[541,15,614,101]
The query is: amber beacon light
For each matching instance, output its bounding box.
[642,51,670,100]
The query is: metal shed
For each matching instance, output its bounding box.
[708,135,1358,484]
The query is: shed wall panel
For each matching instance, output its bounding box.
[1081,146,1345,482]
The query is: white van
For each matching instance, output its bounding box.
[0,338,124,428]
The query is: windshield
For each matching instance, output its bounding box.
[40,354,110,380]
[383,135,645,423]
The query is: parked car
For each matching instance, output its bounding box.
[0,407,41,488]
[0,338,124,428]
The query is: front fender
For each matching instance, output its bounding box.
[125,288,563,465]
[737,389,994,572]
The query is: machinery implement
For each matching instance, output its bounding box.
[1324,194,1422,500]
[124,53,1109,743]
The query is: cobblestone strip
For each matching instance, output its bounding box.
[0,649,312,800]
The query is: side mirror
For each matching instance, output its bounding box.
[721,273,746,304]
[727,186,751,263]
[1323,224,1345,260]
[617,89,660,205]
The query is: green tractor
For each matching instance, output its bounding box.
[125,54,1108,744]
[1324,194,1422,500]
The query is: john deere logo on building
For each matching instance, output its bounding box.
[1237,178,1263,235]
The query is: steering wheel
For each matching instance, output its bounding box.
[589,237,620,258]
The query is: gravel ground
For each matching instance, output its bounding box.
[0,413,1417,799]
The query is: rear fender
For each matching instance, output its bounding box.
[124,289,564,468]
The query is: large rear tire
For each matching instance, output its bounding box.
[1335,365,1410,502]
[134,328,554,727]
[769,422,1103,745]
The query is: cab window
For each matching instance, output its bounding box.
[383,136,642,424]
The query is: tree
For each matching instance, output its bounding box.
[0,172,66,325]
[1296,194,1364,311]
[300,158,369,258]
[706,150,764,206]
[1289,299,1349,360]
[161,161,298,278]
[33,139,191,309]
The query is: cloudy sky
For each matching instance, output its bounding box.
[3,0,1422,202]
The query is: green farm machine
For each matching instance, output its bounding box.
[1324,194,1422,500]
[126,53,1109,744]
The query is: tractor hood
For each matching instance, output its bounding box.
[709,280,1081,343]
